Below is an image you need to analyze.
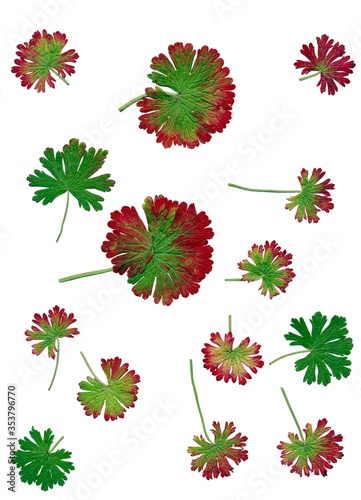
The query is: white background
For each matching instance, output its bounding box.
[1,0,361,499]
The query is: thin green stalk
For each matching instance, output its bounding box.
[189,359,211,442]
[59,268,113,283]
[56,191,70,242]
[49,435,64,453]
[80,352,106,386]
[48,338,60,391]
[118,93,147,112]
[299,71,320,82]
[280,387,305,443]
[228,183,300,194]
[228,315,232,332]
[269,350,310,365]
[49,68,70,86]
[225,278,242,282]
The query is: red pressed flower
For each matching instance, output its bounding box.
[227,240,295,298]
[278,418,343,476]
[12,30,79,92]
[101,195,214,305]
[202,332,264,384]
[25,305,79,359]
[294,34,355,95]
[188,421,248,479]
[285,168,334,223]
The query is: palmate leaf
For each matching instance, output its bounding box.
[102,195,214,305]
[28,138,115,241]
[120,42,235,148]
[14,427,74,491]
[77,354,141,421]
[271,312,353,385]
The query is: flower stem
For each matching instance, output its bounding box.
[49,435,64,453]
[228,315,232,333]
[118,93,147,112]
[48,338,60,391]
[280,387,305,443]
[225,278,242,282]
[228,183,300,194]
[49,68,70,86]
[189,359,211,442]
[59,267,113,283]
[56,191,70,242]
[299,71,321,82]
[80,351,106,386]
[269,350,311,365]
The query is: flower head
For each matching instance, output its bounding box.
[285,168,334,223]
[25,305,79,359]
[188,421,248,479]
[294,34,355,95]
[278,418,343,476]
[12,30,79,92]
[237,240,295,298]
[202,332,264,384]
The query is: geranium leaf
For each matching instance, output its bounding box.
[77,353,140,421]
[14,427,74,491]
[11,30,79,92]
[27,138,115,241]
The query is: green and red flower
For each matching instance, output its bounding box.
[294,34,355,95]
[188,421,248,479]
[285,168,334,223]
[278,418,343,476]
[12,30,79,92]
[202,332,264,384]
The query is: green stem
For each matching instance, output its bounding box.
[228,183,300,194]
[299,71,321,82]
[48,338,60,391]
[49,68,70,86]
[228,315,232,333]
[49,435,64,453]
[118,93,147,112]
[59,267,113,283]
[225,278,242,282]
[80,352,106,386]
[56,191,70,242]
[189,359,211,442]
[280,387,305,443]
[269,350,311,365]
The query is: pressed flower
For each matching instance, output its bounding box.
[25,306,79,390]
[118,42,235,148]
[202,316,264,384]
[226,240,295,298]
[270,312,352,386]
[294,34,355,95]
[278,388,343,476]
[11,30,79,92]
[77,352,140,421]
[229,167,334,223]
[59,195,214,305]
[187,359,248,479]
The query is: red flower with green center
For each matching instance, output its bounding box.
[278,418,343,476]
[226,240,295,298]
[294,34,355,95]
[118,42,235,148]
[202,332,264,384]
[25,305,79,359]
[285,168,334,223]
[188,421,248,479]
[77,353,140,421]
[12,30,79,92]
